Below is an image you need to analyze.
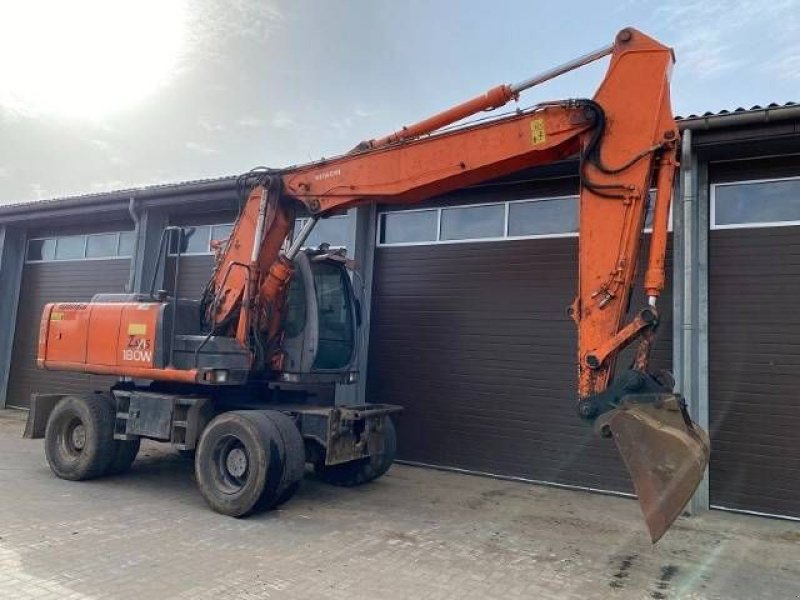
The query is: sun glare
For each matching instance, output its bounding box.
[0,0,187,119]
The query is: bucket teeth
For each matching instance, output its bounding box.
[596,394,710,543]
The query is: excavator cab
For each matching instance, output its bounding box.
[279,247,361,384]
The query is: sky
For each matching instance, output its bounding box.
[0,0,798,204]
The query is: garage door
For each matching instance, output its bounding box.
[709,175,800,518]
[7,231,133,409]
[367,195,672,493]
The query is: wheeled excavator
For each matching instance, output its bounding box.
[25,28,709,543]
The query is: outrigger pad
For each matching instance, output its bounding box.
[595,394,710,543]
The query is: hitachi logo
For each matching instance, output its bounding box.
[314,168,341,181]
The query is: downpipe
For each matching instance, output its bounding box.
[126,195,139,293]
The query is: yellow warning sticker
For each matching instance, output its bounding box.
[50,312,64,321]
[530,119,546,145]
[128,323,147,336]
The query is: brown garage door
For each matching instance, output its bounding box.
[709,202,800,517]
[162,216,233,300]
[166,255,214,300]
[367,235,672,493]
[7,259,130,409]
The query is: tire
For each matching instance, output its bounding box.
[316,417,396,487]
[258,411,305,507]
[106,438,141,476]
[194,411,287,517]
[44,394,116,481]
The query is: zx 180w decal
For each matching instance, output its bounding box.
[123,336,152,363]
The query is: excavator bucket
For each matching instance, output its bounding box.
[595,395,710,543]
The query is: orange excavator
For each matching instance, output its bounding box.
[25,28,709,542]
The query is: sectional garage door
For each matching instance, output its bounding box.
[367,195,672,494]
[709,174,800,518]
[7,232,132,409]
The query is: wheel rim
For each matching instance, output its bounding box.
[211,435,251,494]
[60,417,86,459]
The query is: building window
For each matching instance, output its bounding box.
[118,231,136,256]
[378,210,437,244]
[26,238,56,262]
[168,223,234,255]
[55,235,85,260]
[441,204,505,241]
[378,195,579,246]
[169,225,212,255]
[26,231,134,263]
[294,215,352,250]
[166,214,352,257]
[713,178,800,229]
[508,197,578,237]
[211,224,234,244]
[85,233,118,258]
[378,191,667,247]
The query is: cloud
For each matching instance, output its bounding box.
[353,106,378,118]
[270,110,295,129]
[199,117,225,132]
[89,179,127,192]
[650,0,799,79]
[29,183,48,200]
[236,115,267,128]
[89,138,112,151]
[187,0,283,57]
[768,53,800,80]
[236,111,295,129]
[672,31,743,78]
[185,141,218,155]
[88,138,127,166]
[330,106,379,137]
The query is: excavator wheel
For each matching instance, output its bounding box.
[249,410,305,508]
[194,410,304,516]
[44,394,116,481]
[315,417,397,487]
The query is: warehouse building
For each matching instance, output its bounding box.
[1,104,798,520]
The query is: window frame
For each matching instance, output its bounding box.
[711,176,800,230]
[167,223,234,256]
[377,196,581,247]
[439,201,508,242]
[377,191,670,247]
[25,230,135,264]
[85,231,123,259]
[294,214,351,248]
[165,214,352,257]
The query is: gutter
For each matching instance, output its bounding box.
[678,104,800,131]
[0,176,237,219]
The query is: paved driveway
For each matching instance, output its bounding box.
[0,409,798,599]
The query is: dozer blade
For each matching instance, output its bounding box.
[595,394,710,543]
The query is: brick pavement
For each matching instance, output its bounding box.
[0,409,798,599]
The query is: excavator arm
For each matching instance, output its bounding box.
[202,28,710,542]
